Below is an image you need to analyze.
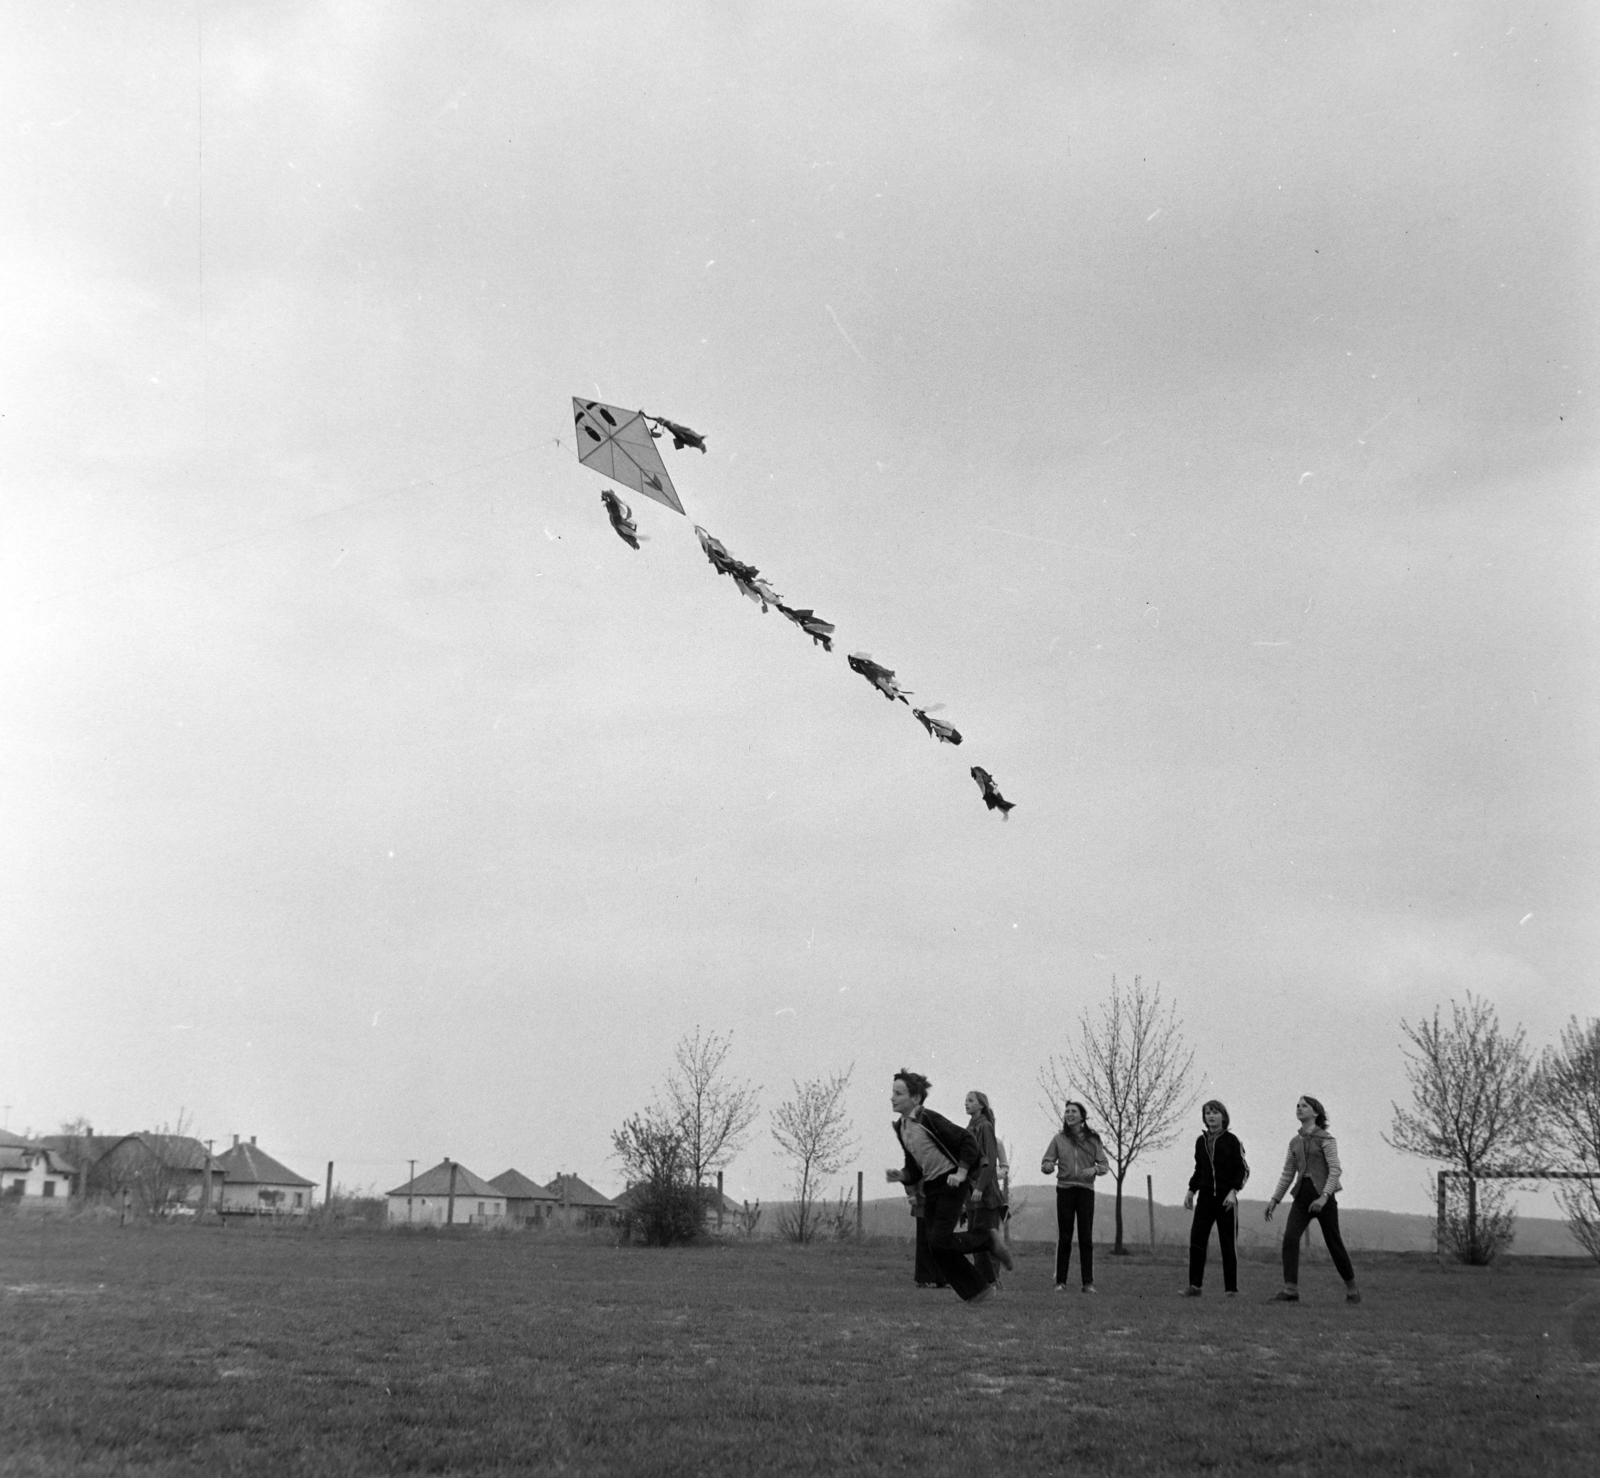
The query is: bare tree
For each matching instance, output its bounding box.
[1539,1016,1600,1264]
[1387,993,1542,1263]
[664,1027,761,1191]
[771,1065,858,1244]
[1039,975,1195,1254]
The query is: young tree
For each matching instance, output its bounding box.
[771,1066,858,1244]
[1039,975,1195,1254]
[664,1027,761,1192]
[1387,993,1542,1264]
[1539,1016,1600,1264]
[612,1109,702,1246]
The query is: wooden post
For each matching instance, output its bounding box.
[202,1140,214,1218]
[1436,1170,1447,1262]
[325,1161,334,1211]
[408,1160,416,1224]
[1147,1174,1156,1258]
[857,1170,864,1241]
[717,1170,725,1232]
[120,1187,130,1227]
[446,1159,458,1226]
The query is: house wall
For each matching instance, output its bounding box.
[219,1181,311,1215]
[386,1194,505,1226]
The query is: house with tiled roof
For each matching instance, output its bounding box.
[545,1172,616,1228]
[489,1168,558,1224]
[215,1136,316,1216]
[385,1159,505,1226]
[33,1132,124,1196]
[87,1134,222,1214]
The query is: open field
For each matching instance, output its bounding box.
[2,1221,1598,1476]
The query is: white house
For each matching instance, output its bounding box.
[0,1134,76,1203]
[386,1160,505,1226]
[215,1136,316,1216]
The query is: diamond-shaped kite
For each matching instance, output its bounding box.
[572,398,684,514]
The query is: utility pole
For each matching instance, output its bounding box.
[856,1170,864,1241]
[408,1160,416,1224]
[717,1170,724,1232]
[325,1161,334,1210]
[446,1158,458,1226]
[1146,1175,1156,1258]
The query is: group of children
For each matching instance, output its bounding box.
[887,1072,1361,1305]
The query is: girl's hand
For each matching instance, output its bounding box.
[1264,1201,1276,1222]
[885,1169,902,1184]
[1223,1191,1238,1210]
[1183,1192,1194,1211]
[1310,1195,1328,1213]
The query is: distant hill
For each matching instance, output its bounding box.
[851,1184,1589,1257]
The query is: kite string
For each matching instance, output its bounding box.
[15,437,565,613]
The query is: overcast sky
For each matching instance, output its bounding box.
[3,3,1596,1218]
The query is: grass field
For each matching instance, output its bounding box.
[2,1220,1598,1476]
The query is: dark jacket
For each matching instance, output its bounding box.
[1187,1131,1248,1198]
[893,1107,980,1188]
[968,1117,1006,1210]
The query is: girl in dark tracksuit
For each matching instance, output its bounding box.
[1183,1099,1247,1295]
[1264,1094,1361,1304]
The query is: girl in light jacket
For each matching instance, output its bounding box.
[1041,1102,1110,1292]
[965,1091,1008,1287]
[1263,1095,1361,1303]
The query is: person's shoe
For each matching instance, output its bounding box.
[1225,1290,1238,1298]
[989,1229,1015,1272]
[1345,1288,1362,1304]
[969,1283,996,1305]
[1184,1285,1203,1297]
[1270,1290,1300,1303]
[1081,1284,1097,1294]
[1055,1282,1069,1293]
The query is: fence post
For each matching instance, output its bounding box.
[120,1188,130,1227]
[446,1159,458,1226]
[857,1170,864,1241]
[325,1161,333,1211]
[717,1171,725,1232]
[1147,1174,1156,1258]
[1436,1170,1446,1263]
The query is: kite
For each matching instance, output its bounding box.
[572,399,684,513]
[647,415,708,453]
[912,708,962,746]
[970,766,1014,818]
[847,653,911,705]
[776,603,835,652]
[599,490,643,550]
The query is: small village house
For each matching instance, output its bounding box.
[544,1172,616,1228]
[215,1136,316,1216]
[0,1132,75,1204]
[386,1160,505,1226]
[88,1133,223,1214]
[489,1168,558,1225]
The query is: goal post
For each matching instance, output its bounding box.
[1435,1168,1600,1261]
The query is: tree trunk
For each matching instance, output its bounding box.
[1112,1170,1128,1254]
[1467,1175,1479,1260]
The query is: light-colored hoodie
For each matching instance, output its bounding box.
[1270,1127,1343,1201]
[1041,1129,1110,1189]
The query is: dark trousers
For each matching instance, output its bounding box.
[913,1214,945,1286]
[1188,1191,1238,1291]
[1282,1180,1356,1285]
[969,1202,1003,1285]
[1055,1186,1095,1286]
[922,1176,989,1301]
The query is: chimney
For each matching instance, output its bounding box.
[232,1135,240,1148]
[250,1135,256,1146]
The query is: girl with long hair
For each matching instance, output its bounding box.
[1263,1094,1361,1303]
[964,1091,1009,1287]
[1041,1101,1109,1292]
[1183,1099,1247,1296]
